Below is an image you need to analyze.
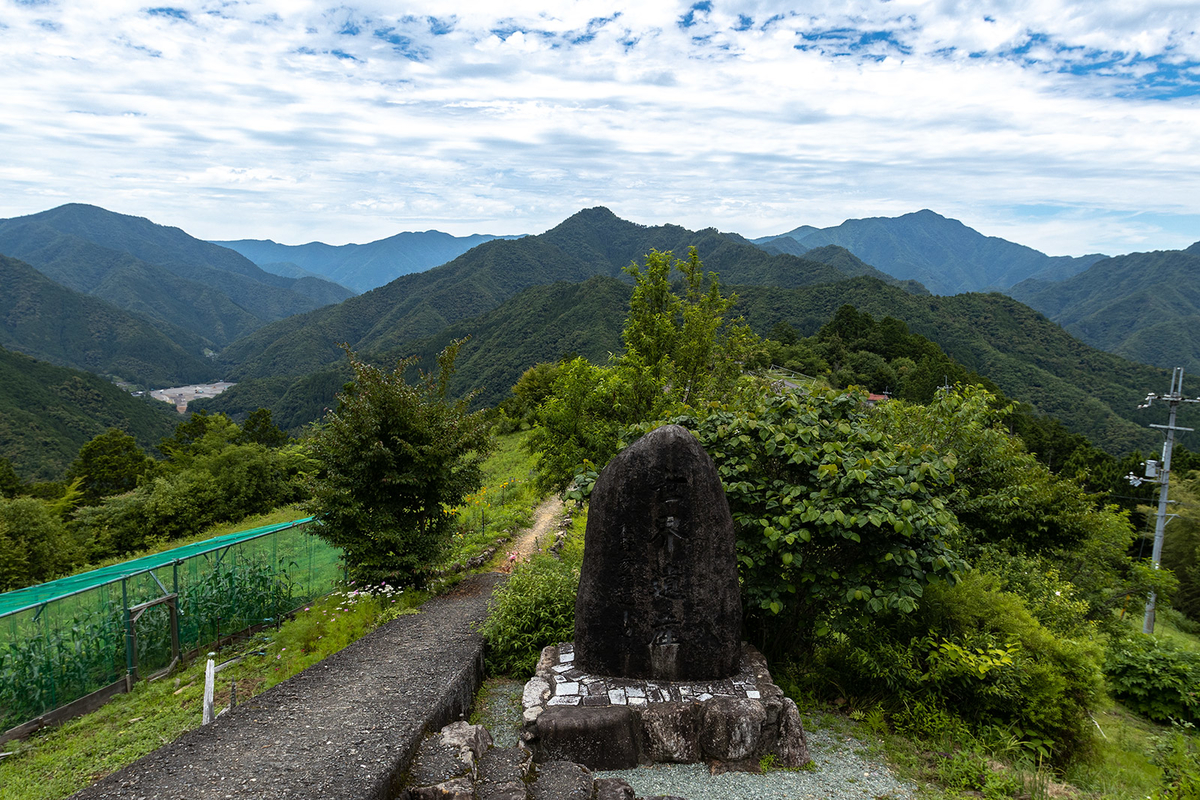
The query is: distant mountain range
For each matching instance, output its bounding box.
[754,210,1106,295]
[198,207,1183,456]
[0,204,355,353]
[5,200,1196,480]
[1009,245,1200,373]
[216,207,921,382]
[213,230,523,293]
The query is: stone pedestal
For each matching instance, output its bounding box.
[521,643,809,771]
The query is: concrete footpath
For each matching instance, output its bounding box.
[72,573,503,800]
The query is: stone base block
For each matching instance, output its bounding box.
[521,642,809,770]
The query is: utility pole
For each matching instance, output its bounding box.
[1129,367,1198,633]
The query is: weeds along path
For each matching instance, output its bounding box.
[498,496,563,568]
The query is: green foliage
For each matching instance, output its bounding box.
[819,574,1103,763]
[0,497,82,591]
[1149,726,1200,800]
[0,345,180,481]
[235,408,289,448]
[526,358,627,494]
[0,457,20,498]
[526,248,761,492]
[65,429,152,506]
[662,389,962,650]
[1162,476,1200,625]
[70,417,311,564]
[480,553,580,676]
[304,342,493,586]
[1105,635,1200,724]
[617,247,761,414]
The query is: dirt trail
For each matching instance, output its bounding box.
[495,496,564,570]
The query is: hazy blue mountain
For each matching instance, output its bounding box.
[1187,241,1200,255]
[753,209,1106,294]
[214,230,521,293]
[219,207,892,381]
[0,204,355,347]
[0,345,182,481]
[0,254,215,387]
[1009,248,1200,373]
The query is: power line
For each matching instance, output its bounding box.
[1127,367,1199,634]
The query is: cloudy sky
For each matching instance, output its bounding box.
[2,1,1198,255]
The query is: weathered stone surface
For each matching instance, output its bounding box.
[775,697,811,767]
[408,776,475,800]
[440,720,492,767]
[699,697,766,761]
[575,425,742,681]
[476,745,533,800]
[595,777,637,800]
[408,731,473,787]
[640,702,700,763]
[529,760,594,800]
[534,705,640,769]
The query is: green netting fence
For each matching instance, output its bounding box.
[0,517,343,735]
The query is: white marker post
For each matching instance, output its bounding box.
[202,658,215,725]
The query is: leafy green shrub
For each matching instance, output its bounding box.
[818,573,1103,763]
[480,554,580,676]
[656,388,964,654]
[1150,726,1200,800]
[1105,635,1200,724]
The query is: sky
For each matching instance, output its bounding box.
[1,1,1198,256]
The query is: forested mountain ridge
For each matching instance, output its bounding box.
[753,209,1106,294]
[0,254,215,386]
[205,264,1181,455]
[0,204,355,348]
[219,207,906,381]
[0,345,181,480]
[1008,248,1200,374]
[214,230,520,293]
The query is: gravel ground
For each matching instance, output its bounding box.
[593,726,919,800]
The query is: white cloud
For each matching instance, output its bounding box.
[0,1,1195,253]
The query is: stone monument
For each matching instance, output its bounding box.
[522,425,810,770]
[574,424,742,681]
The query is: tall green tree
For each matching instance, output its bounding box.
[0,497,79,590]
[65,428,152,506]
[305,342,493,585]
[528,248,760,491]
[0,458,20,498]
[235,408,289,448]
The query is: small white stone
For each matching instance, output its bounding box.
[552,664,572,674]
[522,677,551,709]
[559,652,575,662]
[608,689,627,705]
[557,682,579,695]
[548,695,581,706]
[626,687,645,698]
[628,697,647,706]
[523,706,543,723]
[697,693,713,701]
[746,690,761,699]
